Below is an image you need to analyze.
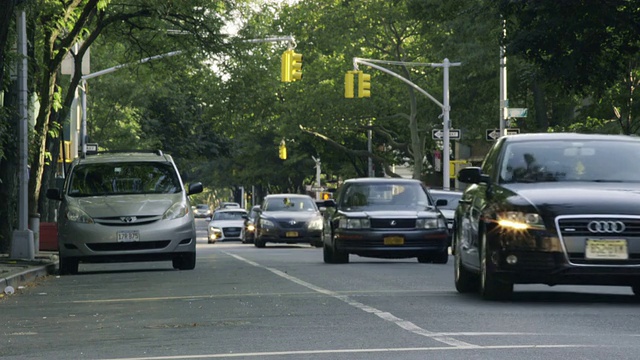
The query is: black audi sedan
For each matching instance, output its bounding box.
[454,133,640,300]
[320,178,449,264]
[253,194,324,248]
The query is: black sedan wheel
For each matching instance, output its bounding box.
[254,236,266,248]
[454,244,478,293]
[480,232,513,300]
[632,285,640,297]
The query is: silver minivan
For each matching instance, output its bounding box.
[46,150,203,275]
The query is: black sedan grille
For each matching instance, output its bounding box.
[278,221,307,229]
[558,217,640,237]
[370,218,416,229]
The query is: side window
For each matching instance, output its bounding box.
[481,138,505,180]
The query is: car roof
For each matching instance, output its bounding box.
[265,194,313,198]
[215,208,247,213]
[75,150,173,164]
[342,177,422,184]
[501,133,640,143]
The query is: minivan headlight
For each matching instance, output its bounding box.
[66,206,94,224]
[163,202,188,220]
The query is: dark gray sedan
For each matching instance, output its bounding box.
[321,178,449,264]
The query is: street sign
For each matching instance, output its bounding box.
[507,108,528,118]
[486,128,521,141]
[310,186,327,192]
[85,143,99,152]
[432,129,461,140]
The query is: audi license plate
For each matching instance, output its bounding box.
[384,236,404,246]
[285,231,298,237]
[585,239,628,260]
[117,230,140,242]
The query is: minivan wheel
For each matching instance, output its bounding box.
[59,256,78,275]
[173,252,196,270]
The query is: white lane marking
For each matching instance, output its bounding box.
[98,344,598,360]
[223,252,477,348]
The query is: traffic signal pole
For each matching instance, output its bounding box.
[352,58,461,189]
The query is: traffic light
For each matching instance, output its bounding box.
[281,49,303,82]
[278,139,287,160]
[344,71,355,98]
[280,50,291,82]
[321,192,332,200]
[290,51,303,81]
[357,71,371,98]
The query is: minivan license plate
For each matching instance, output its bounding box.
[117,230,140,242]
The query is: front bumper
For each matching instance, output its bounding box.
[334,229,449,258]
[58,217,196,261]
[258,228,322,244]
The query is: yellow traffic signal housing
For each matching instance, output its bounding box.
[344,71,355,98]
[279,140,287,160]
[358,71,371,98]
[290,51,303,81]
[281,50,291,82]
[321,192,332,200]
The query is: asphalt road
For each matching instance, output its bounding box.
[2,219,640,360]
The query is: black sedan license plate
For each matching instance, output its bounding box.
[585,239,628,260]
[117,230,140,242]
[384,236,404,246]
[285,231,298,237]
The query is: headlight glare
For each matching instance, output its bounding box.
[497,211,545,230]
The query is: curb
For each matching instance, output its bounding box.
[0,261,58,290]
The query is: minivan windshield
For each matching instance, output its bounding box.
[68,162,182,197]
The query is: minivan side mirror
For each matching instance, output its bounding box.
[187,182,203,195]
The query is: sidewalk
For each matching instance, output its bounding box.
[0,252,59,295]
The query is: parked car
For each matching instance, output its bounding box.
[193,204,212,219]
[454,133,640,300]
[254,194,324,248]
[242,206,260,244]
[321,178,449,264]
[429,189,463,244]
[207,208,248,243]
[46,150,203,275]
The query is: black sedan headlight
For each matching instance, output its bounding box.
[497,211,545,230]
[339,218,371,229]
[307,217,323,230]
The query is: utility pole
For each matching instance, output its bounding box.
[353,58,461,190]
[499,19,508,138]
[11,7,35,260]
[312,156,322,200]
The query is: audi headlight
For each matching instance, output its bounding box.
[416,217,446,229]
[209,226,222,233]
[163,202,188,220]
[339,218,370,229]
[261,219,275,228]
[66,206,94,224]
[497,211,545,230]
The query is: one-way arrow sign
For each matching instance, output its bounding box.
[486,128,521,141]
[432,129,461,140]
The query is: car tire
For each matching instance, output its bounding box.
[58,256,78,275]
[631,285,640,297]
[417,255,432,263]
[173,252,196,270]
[480,232,513,301]
[312,241,323,248]
[323,242,348,264]
[432,249,449,264]
[454,244,478,293]
[254,237,266,248]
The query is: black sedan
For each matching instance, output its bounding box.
[321,178,449,264]
[254,194,324,248]
[454,133,640,300]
